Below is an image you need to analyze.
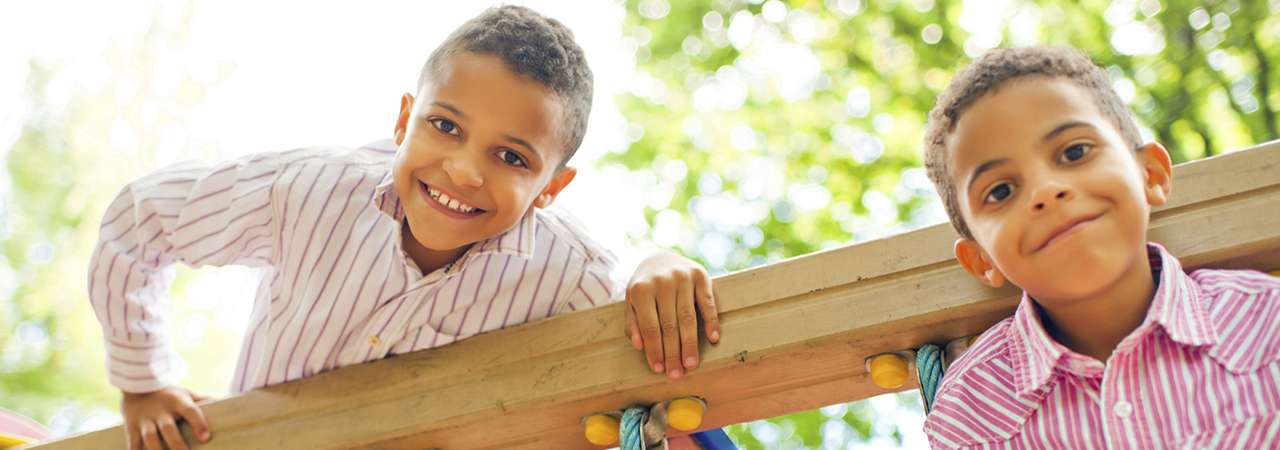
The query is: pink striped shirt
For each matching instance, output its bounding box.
[924,244,1280,449]
[88,140,618,394]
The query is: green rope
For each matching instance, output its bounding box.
[620,406,648,450]
[917,344,945,413]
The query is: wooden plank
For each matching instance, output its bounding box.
[31,141,1280,450]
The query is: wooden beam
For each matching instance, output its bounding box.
[33,141,1280,450]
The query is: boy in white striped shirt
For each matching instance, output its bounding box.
[88,6,720,450]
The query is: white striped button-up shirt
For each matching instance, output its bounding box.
[924,244,1280,449]
[89,141,618,394]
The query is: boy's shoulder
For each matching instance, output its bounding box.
[1188,267,1280,373]
[531,205,616,266]
[923,317,1041,447]
[274,141,395,173]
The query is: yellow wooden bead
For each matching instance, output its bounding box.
[667,398,705,431]
[0,433,33,449]
[583,414,620,446]
[869,353,909,389]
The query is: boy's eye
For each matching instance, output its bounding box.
[498,149,528,168]
[429,118,460,136]
[1060,143,1091,163]
[984,182,1015,204]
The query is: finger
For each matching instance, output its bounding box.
[630,281,664,373]
[174,399,212,442]
[157,417,190,450]
[676,271,699,371]
[127,424,143,450]
[625,303,643,350]
[693,269,720,344]
[140,420,163,450]
[188,389,209,403]
[656,276,682,379]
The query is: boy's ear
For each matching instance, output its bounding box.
[954,238,1005,288]
[1137,142,1173,207]
[394,93,414,146]
[533,166,577,208]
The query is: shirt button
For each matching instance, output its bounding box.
[1113,401,1133,418]
[1068,360,1087,372]
[368,335,382,347]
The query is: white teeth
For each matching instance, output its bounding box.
[423,184,478,214]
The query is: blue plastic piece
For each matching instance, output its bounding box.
[690,428,737,450]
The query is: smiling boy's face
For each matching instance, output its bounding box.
[393,51,576,253]
[948,76,1172,305]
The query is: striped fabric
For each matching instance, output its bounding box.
[924,244,1280,449]
[88,140,618,394]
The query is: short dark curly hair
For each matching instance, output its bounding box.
[922,46,1144,239]
[419,5,593,165]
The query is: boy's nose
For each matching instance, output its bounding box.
[443,154,484,187]
[1030,185,1072,212]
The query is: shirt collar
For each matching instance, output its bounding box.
[1142,242,1218,347]
[1007,243,1218,394]
[370,171,538,260]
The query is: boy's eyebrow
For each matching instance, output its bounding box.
[967,158,1008,193]
[432,101,468,119]
[503,134,543,159]
[1041,120,1095,143]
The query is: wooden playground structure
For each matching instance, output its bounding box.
[23,140,1280,449]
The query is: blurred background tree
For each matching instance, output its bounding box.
[2,0,1276,448]
[613,0,1277,447]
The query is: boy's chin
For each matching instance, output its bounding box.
[1020,262,1127,303]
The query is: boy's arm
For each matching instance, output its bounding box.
[625,251,720,380]
[89,153,280,393]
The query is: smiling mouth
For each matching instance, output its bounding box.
[419,181,485,216]
[1035,212,1104,252]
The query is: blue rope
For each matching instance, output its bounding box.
[917,344,945,413]
[620,406,648,450]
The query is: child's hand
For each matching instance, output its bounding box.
[626,251,720,380]
[121,387,211,450]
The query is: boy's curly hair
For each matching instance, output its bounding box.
[420,6,593,164]
[922,46,1143,239]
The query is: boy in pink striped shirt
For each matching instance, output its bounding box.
[90,6,720,450]
[920,46,1280,448]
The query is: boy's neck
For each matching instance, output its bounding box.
[1034,248,1156,363]
[401,221,471,274]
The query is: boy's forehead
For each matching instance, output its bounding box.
[945,77,1111,180]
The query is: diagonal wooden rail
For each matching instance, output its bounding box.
[31,141,1280,449]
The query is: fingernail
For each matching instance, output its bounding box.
[201,431,211,441]
[669,369,683,379]
[685,356,697,368]
[654,363,664,373]
[711,331,720,342]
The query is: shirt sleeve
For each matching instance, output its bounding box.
[555,254,621,314]
[88,152,283,393]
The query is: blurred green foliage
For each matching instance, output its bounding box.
[616,0,1277,447]
[1,4,247,434]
